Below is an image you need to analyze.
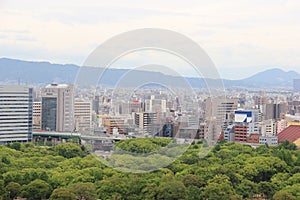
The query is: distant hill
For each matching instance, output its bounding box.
[232,68,300,87]
[0,58,299,88]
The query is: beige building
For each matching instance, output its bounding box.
[102,117,124,135]
[261,119,277,136]
[205,98,238,129]
[74,100,92,134]
[41,84,74,132]
[33,101,41,130]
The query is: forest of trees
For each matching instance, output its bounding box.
[1,139,300,200]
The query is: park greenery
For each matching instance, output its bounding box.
[0,139,300,199]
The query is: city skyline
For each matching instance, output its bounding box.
[0,0,299,79]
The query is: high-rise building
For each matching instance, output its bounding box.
[205,98,238,130]
[92,95,100,114]
[145,96,167,113]
[134,112,157,134]
[0,85,33,144]
[263,103,287,120]
[41,84,74,132]
[33,101,41,130]
[74,100,92,134]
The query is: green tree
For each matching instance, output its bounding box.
[54,143,84,158]
[9,142,21,151]
[69,182,97,200]
[273,190,295,200]
[287,173,300,185]
[21,179,52,200]
[5,182,21,200]
[182,174,206,188]
[201,182,239,200]
[278,184,300,198]
[257,181,275,199]
[235,179,258,199]
[185,186,202,200]
[49,188,76,200]
[1,156,10,165]
[141,183,158,200]
[157,179,186,200]
[97,177,127,200]
[0,180,5,197]
[276,149,294,166]
[278,140,297,150]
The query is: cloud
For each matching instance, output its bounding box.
[0,0,299,79]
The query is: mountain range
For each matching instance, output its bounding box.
[0,57,299,88]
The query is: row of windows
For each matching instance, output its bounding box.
[0,129,30,132]
[0,99,30,102]
[0,123,29,126]
[0,135,31,138]
[0,114,31,117]
[0,117,30,121]
[0,103,30,105]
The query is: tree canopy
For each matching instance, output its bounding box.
[0,139,300,199]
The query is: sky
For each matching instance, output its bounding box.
[0,0,299,79]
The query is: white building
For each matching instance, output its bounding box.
[259,136,278,145]
[145,95,167,113]
[0,85,33,144]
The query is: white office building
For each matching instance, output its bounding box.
[0,85,33,144]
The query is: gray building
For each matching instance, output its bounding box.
[134,112,157,134]
[264,103,287,120]
[0,85,33,144]
[259,136,278,145]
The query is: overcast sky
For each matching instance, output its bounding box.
[0,0,299,79]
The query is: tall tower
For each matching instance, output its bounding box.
[0,85,33,143]
[74,100,92,134]
[41,84,74,132]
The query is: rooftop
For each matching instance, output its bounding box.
[277,125,300,143]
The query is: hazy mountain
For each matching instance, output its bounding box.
[0,58,78,85]
[231,68,300,87]
[0,58,299,88]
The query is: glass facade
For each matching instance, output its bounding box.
[41,97,57,131]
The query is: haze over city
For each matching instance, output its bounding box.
[1,0,300,79]
[1,1,300,200]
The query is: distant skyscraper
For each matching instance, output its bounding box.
[263,103,287,120]
[293,79,300,92]
[41,84,74,132]
[92,95,100,114]
[74,100,92,134]
[33,101,41,130]
[0,85,33,144]
[205,98,238,129]
[134,112,157,134]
